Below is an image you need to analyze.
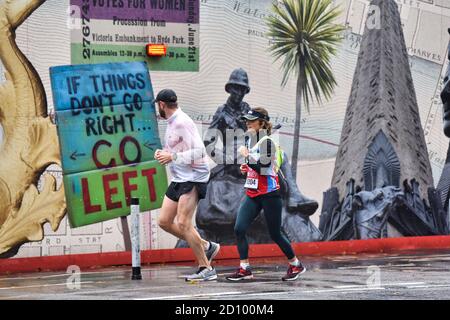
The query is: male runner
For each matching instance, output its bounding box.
[154,89,220,281]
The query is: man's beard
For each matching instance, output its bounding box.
[159,107,166,119]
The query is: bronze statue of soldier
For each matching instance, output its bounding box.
[187,68,321,246]
[205,68,251,179]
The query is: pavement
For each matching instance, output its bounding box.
[1,250,450,300]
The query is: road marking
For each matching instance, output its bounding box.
[135,291,243,300]
[383,254,450,260]
[407,284,450,289]
[236,281,285,284]
[236,291,293,298]
[305,287,385,293]
[178,271,267,279]
[0,271,122,281]
[334,282,425,288]
[0,281,95,290]
[136,290,297,300]
[0,274,71,281]
[0,267,185,282]
[0,295,32,300]
[54,284,226,296]
[386,282,425,286]
[411,257,450,262]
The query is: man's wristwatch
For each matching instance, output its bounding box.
[172,152,178,162]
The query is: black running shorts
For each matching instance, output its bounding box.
[165,182,208,202]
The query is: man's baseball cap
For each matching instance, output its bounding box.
[242,109,270,121]
[153,89,177,104]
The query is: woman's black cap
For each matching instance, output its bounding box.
[241,109,270,122]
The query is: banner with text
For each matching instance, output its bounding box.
[70,0,199,71]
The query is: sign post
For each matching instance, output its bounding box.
[121,217,132,251]
[131,198,141,280]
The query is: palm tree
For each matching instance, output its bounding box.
[266,0,344,178]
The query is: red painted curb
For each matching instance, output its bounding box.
[1,235,450,274]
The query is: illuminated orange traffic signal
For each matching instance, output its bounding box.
[146,44,167,57]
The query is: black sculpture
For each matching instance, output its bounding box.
[176,68,320,247]
[441,29,450,139]
[436,28,450,222]
[319,0,448,240]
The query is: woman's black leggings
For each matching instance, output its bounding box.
[234,194,295,260]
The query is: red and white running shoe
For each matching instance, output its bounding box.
[282,263,306,281]
[226,267,254,281]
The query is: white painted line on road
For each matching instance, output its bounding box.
[0,272,116,282]
[334,282,425,288]
[0,275,69,281]
[239,281,285,285]
[0,281,95,290]
[33,285,197,297]
[305,287,385,294]
[179,271,268,279]
[136,290,297,300]
[237,291,294,298]
[386,282,426,286]
[230,291,290,297]
[382,254,450,260]
[337,264,415,270]
[0,295,32,300]
[411,257,450,262]
[135,291,243,300]
[407,284,450,289]
[411,286,450,292]
[0,267,186,282]
[0,270,133,281]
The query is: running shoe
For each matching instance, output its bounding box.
[226,267,253,281]
[282,263,306,281]
[205,241,220,263]
[185,267,217,282]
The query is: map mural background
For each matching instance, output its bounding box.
[0,0,449,257]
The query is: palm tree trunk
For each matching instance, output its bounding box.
[291,63,305,179]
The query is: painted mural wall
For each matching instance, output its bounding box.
[1,0,449,257]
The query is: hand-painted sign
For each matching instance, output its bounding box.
[70,0,199,71]
[50,61,167,228]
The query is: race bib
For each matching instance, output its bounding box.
[244,169,259,189]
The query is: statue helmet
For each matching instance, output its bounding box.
[225,68,250,94]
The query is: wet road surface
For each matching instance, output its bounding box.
[1,250,450,300]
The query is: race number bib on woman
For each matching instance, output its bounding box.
[245,169,259,189]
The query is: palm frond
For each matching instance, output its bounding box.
[266,0,345,108]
